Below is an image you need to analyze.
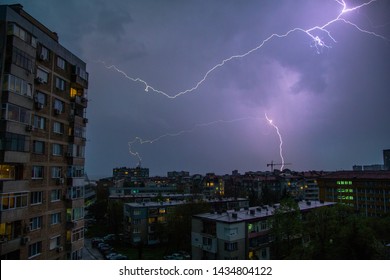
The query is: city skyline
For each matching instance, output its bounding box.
[7,0,390,177]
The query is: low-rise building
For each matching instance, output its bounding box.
[191,201,335,260]
[124,198,249,246]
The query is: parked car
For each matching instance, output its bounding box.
[103,234,116,244]
[110,254,128,260]
[105,252,118,260]
[91,238,104,247]
[177,251,191,259]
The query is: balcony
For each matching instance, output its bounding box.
[0,237,22,255]
[0,180,29,193]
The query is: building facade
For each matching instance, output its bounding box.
[0,4,88,259]
[318,171,390,217]
[191,201,335,260]
[124,198,249,246]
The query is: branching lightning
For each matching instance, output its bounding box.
[264,113,285,171]
[99,0,388,99]
[128,117,264,163]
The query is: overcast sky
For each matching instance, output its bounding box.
[6,0,390,177]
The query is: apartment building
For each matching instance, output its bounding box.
[0,4,88,259]
[124,198,249,246]
[191,201,335,260]
[318,171,390,217]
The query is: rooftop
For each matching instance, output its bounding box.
[318,171,390,180]
[193,201,336,223]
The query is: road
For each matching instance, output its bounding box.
[82,238,103,260]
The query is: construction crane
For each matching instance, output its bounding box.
[267,161,292,172]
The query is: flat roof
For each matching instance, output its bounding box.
[194,201,336,223]
[125,197,248,208]
[318,171,390,180]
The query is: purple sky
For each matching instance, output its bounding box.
[8,0,390,177]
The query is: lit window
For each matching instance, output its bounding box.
[0,165,15,180]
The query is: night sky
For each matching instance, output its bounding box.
[6,0,390,177]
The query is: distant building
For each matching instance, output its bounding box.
[384,149,390,171]
[318,171,390,217]
[191,201,335,260]
[124,198,249,246]
[167,171,190,179]
[113,166,149,180]
[0,4,89,259]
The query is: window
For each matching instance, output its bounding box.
[8,23,37,47]
[12,47,34,73]
[33,140,45,154]
[69,144,85,158]
[39,45,49,61]
[52,143,63,156]
[33,115,46,130]
[49,236,61,250]
[51,167,62,179]
[28,241,42,258]
[50,212,61,225]
[2,74,32,97]
[31,166,44,179]
[224,227,238,236]
[30,191,43,205]
[72,228,84,242]
[0,165,15,180]
[202,237,212,246]
[36,68,49,84]
[53,122,64,134]
[55,77,66,91]
[72,125,86,138]
[68,186,84,199]
[0,192,28,210]
[29,216,42,231]
[34,91,46,107]
[224,242,238,252]
[51,189,61,201]
[57,57,66,69]
[53,99,64,113]
[67,166,84,178]
[72,207,84,221]
[0,132,29,152]
[2,103,31,124]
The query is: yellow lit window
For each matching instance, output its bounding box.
[70,88,77,98]
[0,165,15,180]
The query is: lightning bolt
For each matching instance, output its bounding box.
[128,117,263,163]
[265,113,285,171]
[99,0,388,98]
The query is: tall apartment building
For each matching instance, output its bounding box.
[0,4,88,259]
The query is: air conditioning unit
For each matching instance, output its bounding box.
[21,236,30,245]
[35,102,44,109]
[56,178,64,185]
[83,118,88,124]
[39,54,46,61]
[26,125,34,132]
[35,77,44,84]
[66,152,73,157]
[56,246,63,252]
[54,109,61,115]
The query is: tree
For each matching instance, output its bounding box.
[270,198,303,259]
